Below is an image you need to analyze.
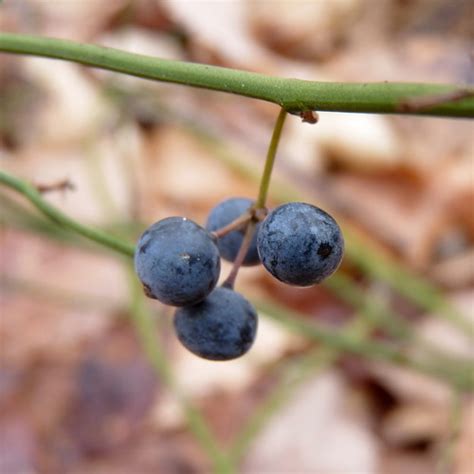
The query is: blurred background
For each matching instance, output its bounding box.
[0,1,473,473]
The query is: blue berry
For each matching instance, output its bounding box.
[134,217,220,306]
[257,202,344,286]
[174,286,258,360]
[205,197,260,266]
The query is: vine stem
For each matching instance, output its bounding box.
[0,171,135,257]
[0,33,473,117]
[324,274,473,362]
[222,220,256,289]
[255,108,287,209]
[256,300,474,392]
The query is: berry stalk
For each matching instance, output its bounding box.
[211,211,251,239]
[255,108,288,209]
[223,220,257,289]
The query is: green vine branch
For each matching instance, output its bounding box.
[325,274,473,362]
[0,171,135,257]
[1,33,473,118]
[256,300,473,392]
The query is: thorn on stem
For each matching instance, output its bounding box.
[300,110,319,124]
[35,178,75,195]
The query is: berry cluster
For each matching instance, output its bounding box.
[134,198,344,361]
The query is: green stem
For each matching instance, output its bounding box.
[255,300,474,392]
[345,235,474,339]
[325,274,472,364]
[0,170,135,257]
[1,33,473,117]
[325,274,410,340]
[212,212,251,238]
[127,268,235,474]
[255,108,287,208]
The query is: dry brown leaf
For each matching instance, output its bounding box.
[0,416,38,474]
[454,399,474,474]
[382,402,448,447]
[368,361,452,407]
[248,0,366,61]
[415,291,474,359]
[379,448,436,474]
[96,26,186,91]
[64,325,158,455]
[162,0,269,67]
[431,249,474,288]
[243,371,378,473]
[0,230,125,364]
[138,125,252,222]
[21,58,111,146]
[25,0,127,39]
[316,112,403,171]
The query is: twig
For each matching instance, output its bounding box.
[35,178,75,194]
[0,33,473,118]
[255,108,287,209]
[222,220,256,289]
[212,212,251,239]
[0,171,135,257]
